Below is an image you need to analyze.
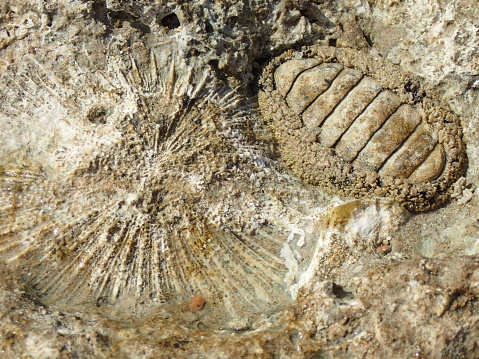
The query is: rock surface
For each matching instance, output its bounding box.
[1,0,479,358]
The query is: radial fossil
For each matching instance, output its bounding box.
[0,44,289,322]
[258,46,467,212]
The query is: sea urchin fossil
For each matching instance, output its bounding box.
[0,44,289,325]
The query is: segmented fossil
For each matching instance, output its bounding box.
[258,46,467,212]
[0,45,289,322]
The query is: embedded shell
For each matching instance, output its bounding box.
[258,46,467,212]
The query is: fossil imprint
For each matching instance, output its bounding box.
[0,46,292,320]
[259,46,467,212]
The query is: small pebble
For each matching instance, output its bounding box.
[189,295,205,312]
[376,244,391,254]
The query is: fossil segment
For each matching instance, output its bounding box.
[286,63,344,113]
[274,58,322,96]
[318,76,382,148]
[334,90,401,162]
[259,46,467,212]
[354,104,422,171]
[302,67,361,128]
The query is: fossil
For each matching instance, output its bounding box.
[258,46,467,212]
[0,43,291,325]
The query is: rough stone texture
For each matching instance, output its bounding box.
[1,0,479,358]
[2,256,479,358]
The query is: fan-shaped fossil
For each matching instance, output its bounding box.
[258,46,467,212]
[0,44,291,325]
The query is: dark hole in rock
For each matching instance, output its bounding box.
[208,59,219,68]
[363,31,374,46]
[205,21,214,33]
[86,106,108,125]
[161,13,180,29]
[404,80,425,103]
[331,283,352,299]
[46,12,54,27]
